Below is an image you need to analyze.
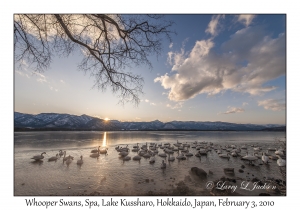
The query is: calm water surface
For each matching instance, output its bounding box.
[14,131,286,196]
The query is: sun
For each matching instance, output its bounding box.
[104,117,110,121]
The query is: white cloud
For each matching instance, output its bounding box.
[155,26,285,102]
[169,43,173,48]
[167,48,186,71]
[258,99,285,111]
[150,103,156,106]
[15,70,30,78]
[242,102,248,106]
[220,107,245,114]
[60,79,65,84]
[145,99,149,103]
[237,15,256,27]
[166,102,184,109]
[32,72,47,83]
[205,15,224,37]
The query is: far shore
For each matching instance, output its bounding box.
[14,128,286,132]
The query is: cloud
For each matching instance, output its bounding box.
[205,15,224,37]
[60,79,65,84]
[237,15,256,27]
[32,72,47,83]
[15,70,30,78]
[169,43,173,48]
[166,102,183,110]
[145,99,149,103]
[220,107,245,114]
[242,102,248,106]
[155,26,285,102]
[150,103,156,106]
[258,99,285,111]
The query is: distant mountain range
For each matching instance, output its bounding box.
[14,112,286,131]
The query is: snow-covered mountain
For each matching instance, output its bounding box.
[14,112,285,131]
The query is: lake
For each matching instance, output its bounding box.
[14,131,286,196]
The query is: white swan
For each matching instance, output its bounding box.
[63,152,73,161]
[167,153,175,161]
[141,142,148,150]
[276,155,286,167]
[264,150,271,156]
[158,153,167,157]
[123,155,131,161]
[199,149,207,155]
[91,146,100,153]
[122,145,129,152]
[275,148,284,156]
[149,155,155,164]
[262,152,269,164]
[77,155,83,165]
[99,148,108,155]
[119,151,129,157]
[241,145,247,149]
[31,152,46,161]
[133,155,141,161]
[242,152,258,164]
[65,157,72,165]
[219,153,230,159]
[185,150,193,156]
[132,148,139,152]
[164,148,174,154]
[59,150,64,156]
[138,150,146,156]
[195,151,201,157]
[173,140,181,147]
[160,160,166,169]
[253,147,261,151]
[90,151,100,158]
[231,152,237,157]
[48,154,59,161]
[268,155,279,160]
[143,152,151,158]
[254,152,262,159]
[176,153,186,160]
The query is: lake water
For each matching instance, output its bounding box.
[14,131,286,196]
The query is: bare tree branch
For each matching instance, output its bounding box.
[14,14,174,105]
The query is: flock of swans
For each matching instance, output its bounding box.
[31,150,84,165]
[113,141,286,168]
[30,140,286,169]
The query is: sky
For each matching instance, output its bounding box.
[14,14,286,124]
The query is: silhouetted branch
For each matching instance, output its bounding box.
[14,14,174,105]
